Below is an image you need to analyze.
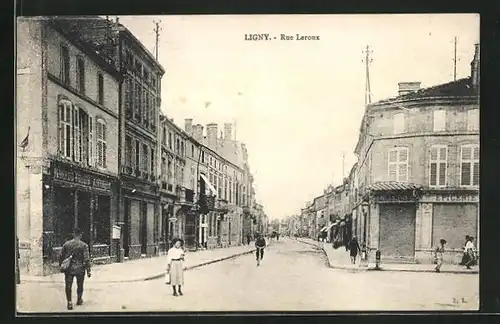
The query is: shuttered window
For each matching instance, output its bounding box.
[96,120,107,168]
[429,145,447,187]
[433,110,446,132]
[393,113,405,134]
[467,109,479,131]
[460,145,479,186]
[388,147,409,182]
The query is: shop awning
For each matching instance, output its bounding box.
[367,181,422,192]
[199,173,217,195]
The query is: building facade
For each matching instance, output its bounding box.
[353,45,480,263]
[16,18,122,275]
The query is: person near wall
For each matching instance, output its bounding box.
[59,228,91,310]
[348,236,361,265]
[246,233,251,245]
[434,239,447,273]
[464,236,477,270]
[460,235,471,266]
[166,238,186,296]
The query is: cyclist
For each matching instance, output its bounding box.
[255,232,267,266]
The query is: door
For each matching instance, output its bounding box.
[140,202,147,254]
[124,199,130,257]
[379,204,416,257]
[185,211,196,248]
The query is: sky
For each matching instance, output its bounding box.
[116,14,479,220]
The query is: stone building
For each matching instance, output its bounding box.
[16,17,122,275]
[353,44,480,263]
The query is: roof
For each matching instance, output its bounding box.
[51,16,165,74]
[367,181,423,191]
[369,77,477,107]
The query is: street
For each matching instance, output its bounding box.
[17,239,479,312]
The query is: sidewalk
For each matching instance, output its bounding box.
[296,238,479,274]
[22,244,258,284]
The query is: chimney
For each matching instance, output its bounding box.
[206,123,218,148]
[193,124,204,142]
[184,118,193,135]
[398,82,421,96]
[471,43,480,89]
[224,123,233,141]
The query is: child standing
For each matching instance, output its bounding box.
[434,239,447,273]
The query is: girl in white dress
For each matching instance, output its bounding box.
[166,239,186,296]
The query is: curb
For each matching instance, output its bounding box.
[143,249,256,281]
[22,249,257,284]
[296,239,479,275]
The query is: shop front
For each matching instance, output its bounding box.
[121,178,160,260]
[365,182,422,262]
[43,159,118,274]
[415,189,479,264]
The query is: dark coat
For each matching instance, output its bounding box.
[255,237,266,249]
[59,238,91,275]
[348,239,361,256]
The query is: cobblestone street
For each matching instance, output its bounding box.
[17,239,478,312]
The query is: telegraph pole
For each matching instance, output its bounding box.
[153,20,162,60]
[453,36,458,81]
[362,45,373,107]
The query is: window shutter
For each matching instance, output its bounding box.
[462,147,472,160]
[461,162,471,186]
[430,163,437,186]
[438,162,446,186]
[89,117,93,166]
[389,150,397,163]
[399,148,408,163]
[103,142,107,168]
[58,103,63,154]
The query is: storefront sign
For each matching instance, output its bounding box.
[375,193,417,203]
[54,166,113,191]
[112,225,121,239]
[435,193,478,203]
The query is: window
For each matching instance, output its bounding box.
[467,109,479,131]
[143,88,148,126]
[76,57,85,94]
[60,44,70,85]
[388,147,409,182]
[72,106,81,162]
[135,82,141,121]
[88,116,94,166]
[181,141,184,156]
[98,73,104,105]
[224,178,228,200]
[168,159,173,184]
[201,151,205,163]
[150,149,155,177]
[125,136,133,167]
[162,127,167,144]
[135,140,140,171]
[161,157,167,181]
[96,120,107,168]
[151,97,156,128]
[191,145,195,158]
[393,112,405,134]
[142,144,149,172]
[168,132,172,149]
[125,78,133,118]
[460,145,479,186]
[180,167,184,186]
[429,146,447,187]
[218,176,222,197]
[190,167,195,189]
[176,138,180,153]
[58,99,72,159]
[433,110,446,132]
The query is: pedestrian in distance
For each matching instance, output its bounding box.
[464,236,477,270]
[255,233,267,267]
[59,228,91,310]
[460,235,471,265]
[434,239,447,273]
[166,238,186,296]
[246,233,251,245]
[348,236,361,264]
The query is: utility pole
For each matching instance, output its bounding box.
[453,36,458,81]
[153,20,162,60]
[362,45,373,107]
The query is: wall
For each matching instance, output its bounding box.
[369,133,479,187]
[45,27,119,116]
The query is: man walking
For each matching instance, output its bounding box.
[246,233,251,245]
[59,228,91,310]
[255,233,267,267]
